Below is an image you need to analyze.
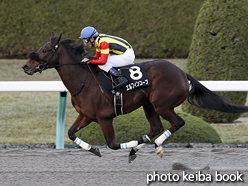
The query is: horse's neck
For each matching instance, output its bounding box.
[56,53,89,95]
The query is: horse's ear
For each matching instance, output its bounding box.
[58,33,62,42]
[54,33,62,44]
[50,32,55,41]
[51,33,62,44]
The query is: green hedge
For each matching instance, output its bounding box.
[76,108,222,145]
[0,0,204,58]
[182,0,248,122]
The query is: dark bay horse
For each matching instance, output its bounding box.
[22,33,248,162]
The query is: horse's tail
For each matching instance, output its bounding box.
[186,73,248,113]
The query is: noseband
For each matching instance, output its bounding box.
[28,42,59,73]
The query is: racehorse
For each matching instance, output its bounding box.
[22,33,248,162]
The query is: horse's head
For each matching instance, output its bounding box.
[22,32,62,75]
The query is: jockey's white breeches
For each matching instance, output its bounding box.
[98,48,135,72]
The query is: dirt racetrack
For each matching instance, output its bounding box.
[0,146,248,186]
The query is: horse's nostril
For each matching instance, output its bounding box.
[22,65,28,70]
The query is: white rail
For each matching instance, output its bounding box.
[199,81,248,91]
[1,81,248,92]
[0,81,68,92]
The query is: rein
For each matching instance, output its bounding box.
[46,62,82,69]
[29,42,88,70]
[72,71,88,97]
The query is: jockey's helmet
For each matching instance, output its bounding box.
[79,26,99,39]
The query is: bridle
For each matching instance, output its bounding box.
[28,42,59,73]
[27,41,104,96]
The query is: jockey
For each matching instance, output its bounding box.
[80,26,135,89]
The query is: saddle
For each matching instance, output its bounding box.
[99,63,150,95]
[99,63,150,116]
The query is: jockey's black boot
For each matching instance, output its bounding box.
[108,67,128,89]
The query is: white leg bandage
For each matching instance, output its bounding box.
[120,140,138,149]
[155,130,171,146]
[75,137,91,151]
[134,143,145,152]
[133,135,150,152]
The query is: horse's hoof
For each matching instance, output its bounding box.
[94,147,102,157]
[156,146,163,158]
[89,147,102,157]
[128,148,137,163]
[129,154,137,163]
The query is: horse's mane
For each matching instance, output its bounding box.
[60,39,87,62]
[60,39,100,72]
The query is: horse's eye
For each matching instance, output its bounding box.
[42,50,47,53]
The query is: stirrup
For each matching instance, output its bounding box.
[113,77,128,89]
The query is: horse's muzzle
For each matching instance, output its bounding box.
[22,64,36,75]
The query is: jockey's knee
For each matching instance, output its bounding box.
[108,142,120,150]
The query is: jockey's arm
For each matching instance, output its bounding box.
[89,41,109,65]
[93,51,101,59]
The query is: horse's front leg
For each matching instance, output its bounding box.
[98,118,139,151]
[128,102,164,162]
[68,114,101,157]
[128,135,151,163]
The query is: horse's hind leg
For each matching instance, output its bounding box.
[98,118,139,150]
[129,101,164,162]
[154,109,185,157]
[143,101,164,139]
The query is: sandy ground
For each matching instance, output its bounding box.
[0,147,247,186]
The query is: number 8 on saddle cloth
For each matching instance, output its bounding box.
[99,63,150,95]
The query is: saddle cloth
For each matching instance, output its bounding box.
[99,63,150,95]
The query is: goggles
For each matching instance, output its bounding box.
[83,38,89,45]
